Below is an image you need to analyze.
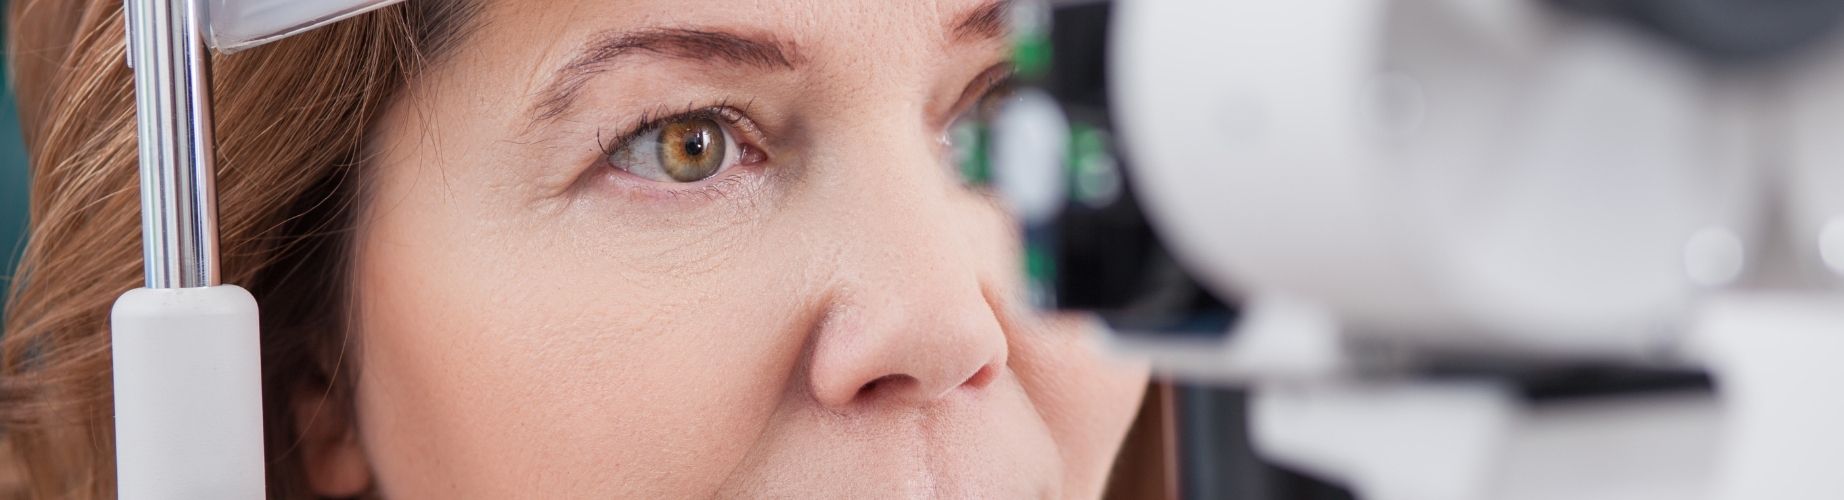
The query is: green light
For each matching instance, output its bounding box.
[1008,0,1053,80]
[1013,37,1052,80]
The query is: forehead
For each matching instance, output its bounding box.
[405,0,1008,138]
[467,0,997,58]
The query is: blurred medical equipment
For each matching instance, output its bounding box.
[115,1,402,498]
[983,0,1844,499]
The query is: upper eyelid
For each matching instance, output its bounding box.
[973,63,1016,93]
[942,62,1017,126]
[598,104,763,159]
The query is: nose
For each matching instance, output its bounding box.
[802,119,1011,409]
[806,282,1010,408]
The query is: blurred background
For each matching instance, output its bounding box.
[1,0,25,320]
[0,0,31,492]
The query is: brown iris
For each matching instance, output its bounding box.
[658,117,726,182]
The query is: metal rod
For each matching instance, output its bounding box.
[126,0,220,289]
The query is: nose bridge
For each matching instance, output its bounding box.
[801,108,1011,409]
[818,107,971,270]
[827,97,955,207]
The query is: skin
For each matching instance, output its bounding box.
[294,1,1151,497]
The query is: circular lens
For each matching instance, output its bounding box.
[658,117,727,182]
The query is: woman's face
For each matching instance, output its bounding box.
[312,0,1149,497]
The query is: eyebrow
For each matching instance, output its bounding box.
[528,28,801,122]
[526,2,1012,124]
[951,0,1010,43]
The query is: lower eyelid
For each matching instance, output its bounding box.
[600,161,769,205]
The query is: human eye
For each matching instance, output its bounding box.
[602,105,767,184]
[944,64,1018,185]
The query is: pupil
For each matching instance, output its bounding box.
[682,130,708,157]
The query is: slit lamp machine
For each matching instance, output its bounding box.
[987,1,1844,499]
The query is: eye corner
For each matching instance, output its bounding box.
[737,141,770,166]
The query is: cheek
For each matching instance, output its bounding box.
[348,196,818,497]
[1008,315,1152,496]
[957,195,1154,493]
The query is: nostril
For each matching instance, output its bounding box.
[848,367,999,404]
[961,364,998,390]
[858,374,910,397]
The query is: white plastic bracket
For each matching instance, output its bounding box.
[1689,293,1844,500]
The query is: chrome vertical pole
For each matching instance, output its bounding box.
[126,0,219,289]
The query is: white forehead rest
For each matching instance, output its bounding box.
[206,0,407,52]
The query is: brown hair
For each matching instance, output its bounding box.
[1,1,473,498]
